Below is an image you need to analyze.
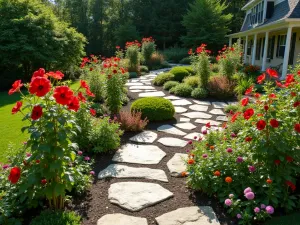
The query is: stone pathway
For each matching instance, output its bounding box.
[96,68,237,224]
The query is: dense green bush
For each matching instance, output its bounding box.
[88,71,105,102]
[179,57,191,65]
[169,67,190,82]
[30,210,81,225]
[131,97,175,121]
[153,72,174,86]
[233,72,254,99]
[178,66,196,75]
[191,87,208,99]
[207,75,235,99]
[142,37,156,67]
[139,65,149,73]
[170,83,193,97]
[183,76,200,88]
[211,63,219,73]
[163,81,179,91]
[125,42,141,73]
[162,47,189,63]
[148,52,165,70]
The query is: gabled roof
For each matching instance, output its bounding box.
[241,0,300,32]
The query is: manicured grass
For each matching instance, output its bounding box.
[265,212,300,225]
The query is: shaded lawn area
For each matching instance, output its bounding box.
[0,80,80,163]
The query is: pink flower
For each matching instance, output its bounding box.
[231,133,237,138]
[26,153,32,157]
[2,164,10,169]
[90,171,95,175]
[237,214,242,219]
[236,156,243,163]
[202,130,207,135]
[194,136,197,140]
[188,140,193,145]
[202,154,208,158]
[261,204,266,209]
[245,192,255,200]
[266,206,274,214]
[227,148,233,153]
[229,194,234,198]
[248,165,256,173]
[254,207,260,213]
[225,199,232,206]
[78,151,83,155]
[84,156,90,161]
[244,187,252,194]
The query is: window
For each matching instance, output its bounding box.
[250,1,264,25]
[276,35,286,58]
[256,38,262,60]
[247,40,253,55]
[267,36,275,59]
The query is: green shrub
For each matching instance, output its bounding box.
[162,47,189,63]
[82,69,105,102]
[139,65,149,73]
[129,72,138,78]
[191,87,208,99]
[163,81,179,91]
[131,97,175,121]
[126,43,140,73]
[169,67,190,82]
[211,63,219,73]
[148,52,165,70]
[178,66,195,75]
[142,38,156,66]
[179,57,191,65]
[89,117,123,153]
[30,210,81,225]
[153,72,174,86]
[207,75,235,99]
[183,76,200,88]
[170,83,193,97]
[233,73,254,99]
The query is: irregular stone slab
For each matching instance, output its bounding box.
[145,90,157,92]
[98,164,168,182]
[167,153,188,177]
[113,144,166,165]
[184,132,203,140]
[126,82,144,86]
[216,116,228,121]
[129,86,155,90]
[108,182,174,211]
[172,99,192,106]
[194,119,221,126]
[164,96,181,100]
[189,104,208,112]
[155,206,220,225]
[175,106,188,113]
[157,125,187,136]
[180,117,190,122]
[158,137,188,147]
[227,101,238,105]
[130,90,143,93]
[130,79,140,82]
[182,112,212,119]
[129,131,157,143]
[209,109,225,115]
[212,101,228,108]
[139,91,165,97]
[174,123,196,130]
[193,100,211,106]
[97,214,148,225]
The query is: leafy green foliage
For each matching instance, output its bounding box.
[162,47,189,63]
[131,97,175,121]
[126,44,141,73]
[224,104,239,113]
[153,73,175,86]
[183,76,200,88]
[169,83,193,97]
[30,210,81,225]
[115,22,140,47]
[169,67,190,82]
[207,75,235,99]
[163,81,179,91]
[191,87,208,99]
[179,57,192,65]
[139,65,149,73]
[148,52,165,70]
[142,38,156,67]
[233,72,254,99]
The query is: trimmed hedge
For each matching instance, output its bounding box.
[153,72,174,86]
[131,97,175,121]
[191,87,208,99]
[163,81,179,91]
[169,67,190,82]
[183,76,200,88]
[169,83,193,97]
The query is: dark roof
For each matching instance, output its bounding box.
[241,0,300,32]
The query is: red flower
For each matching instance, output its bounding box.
[53,86,74,105]
[285,180,296,191]
[269,93,276,98]
[243,108,254,120]
[266,68,278,78]
[8,80,23,95]
[275,81,285,88]
[68,96,80,112]
[90,108,96,116]
[294,101,300,108]
[270,119,279,128]
[46,71,64,80]
[41,179,47,185]
[214,171,221,176]
[264,105,269,111]
[116,46,120,49]
[78,92,86,102]
[231,112,241,122]
[291,92,296,97]
[294,124,300,133]
[8,167,21,184]
[90,68,93,71]
[206,122,211,128]
[113,70,118,74]
[80,80,89,89]
[257,73,266,84]
[86,88,95,97]
[12,101,22,114]
[254,93,261,98]
[245,137,253,142]
[245,85,254,95]
[241,97,249,106]
[29,77,51,97]
[285,74,295,85]
[256,120,266,130]
[286,156,294,163]
[188,49,193,55]
[32,68,46,80]
[31,105,43,120]
[274,159,281,165]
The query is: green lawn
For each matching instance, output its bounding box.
[0,80,80,163]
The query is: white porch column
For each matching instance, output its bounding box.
[244,36,248,64]
[229,37,232,47]
[282,27,292,79]
[262,31,269,71]
[251,34,257,65]
[263,0,268,21]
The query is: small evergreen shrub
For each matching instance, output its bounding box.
[179,57,191,65]
[86,71,105,102]
[163,81,179,91]
[125,41,141,73]
[191,87,208,99]
[211,63,219,73]
[131,97,175,121]
[118,111,149,132]
[148,52,165,70]
[170,83,193,97]
[30,210,81,225]
[139,65,149,73]
[169,67,190,82]
[207,75,235,99]
[153,72,174,86]
[183,76,200,88]
[142,37,156,67]
[179,66,196,75]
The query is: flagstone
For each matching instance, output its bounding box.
[125,82,144,86]
[172,99,192,106]
[175,106,188,113]
[157,125,187,136]
[179,117,190,122]
[182,112,212,119]
[209,109,225,115]
[216,116,228,121]
[184,132,203,140]
[194,119,221,126]
[164,96,181,100]
[130,90,143,93]
[129,86,155,90]
[97,214,148,225]
[174,123,196,130]
[129,131,157,143]
[193,100,211,105]
[189,104,208,112]
[139,91,165,97]
[157,137,188,147]
[167,153,188,177]
[212,101,228,108]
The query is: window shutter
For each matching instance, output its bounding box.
[276,35,280,57]
[261,38,265,57]
[270,36,275,59]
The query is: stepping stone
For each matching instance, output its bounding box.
[108,182,173,211]
[216,116,228,121]
[182,112,212,119]
[172,99,192,106]
[212,101,228,108]
[98,164,168,182]
[193,100,211,106]
[164,96,181,100]
[179,117,190,122]
[126,82,144,86]
[129,131,157,143]
[174,123,196,130]
[97,214,148,225]
[167,153,188,177]
[130,90,143,93]
[189,104,208,112]
[129,86,155,90]
[158,137,188,147]
[130,79,140,82]
[157,125,187,136]
[175,106,187,113]
[209,109,225,115]
[139,91,165,97]
[155,206,220,225]
[112,144,166,165]
[227,101,238,105]
[184,132,203,140]
[194,119,221,126]
[145,90,156,92]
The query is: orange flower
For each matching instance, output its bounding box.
[188,159,195,165]
[181,171,188,177]
[210,146,215,150]
[266,179,272,184]
[214,171,221,176]
[225,177,232,183]
[189,153,195,158]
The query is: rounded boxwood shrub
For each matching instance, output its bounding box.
[170,83,193,97]
[153,72,174,86]
[131,97,175,121]
[169,67,190,82]
[191,87,208,99]
[163,81,179,91]
[30,210,81,225]
[183,76,200,88]
[179,66,196,75]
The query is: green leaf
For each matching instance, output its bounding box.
[70,151,76,162]
[54,183,65,196]
[38,144,50,153]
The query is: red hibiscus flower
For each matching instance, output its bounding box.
[266,68,278,78]
[78,92,86,102]
[285,180,296,191]
[264,105,269,111]
[86,88,95,97]
[8,167,21,184]
[245,85,254,95]
[275,80,285,88]
[256,120,266,130]
[257,73,266,84]
[245,137,253,142]
[32,68,46,80]
[270,119,279,128]
[285,74,295,85]
[286,156,294,163]
[243,108,254,120]
[254,93,261,98]
[231,112,241,123]
[294,124,300,133]
[29,77,51,97]
[31,105,43,120]
[206,122,211,128]
[8,80,23,95]
[269,93,276,98]
[274,159,281,165]
[46,71,64,80]
[90,108,96,116]
[12,101,22,114]
[241,97,249,106]
[68,96,80,112]
[80,80,89,89]
[53,86,74,105]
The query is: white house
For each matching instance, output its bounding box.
[227,0,300,78]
